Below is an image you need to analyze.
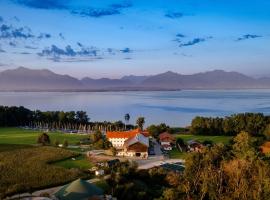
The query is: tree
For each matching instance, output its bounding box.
[37,133,50,145]
[92,130,103,143]
[264,124,270,139]
[136,117,145,131]
[63,139,69,148]
[124,113,130,130]
[232,131,256,160]
[176,138,186,152]
[75,111,89,124]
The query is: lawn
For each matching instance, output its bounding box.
[174,134,233,144]
[0,127,89,145]
[0,146,88,198]
[54,154,93,170]
[169,149,189,159]
[169,134,233,159]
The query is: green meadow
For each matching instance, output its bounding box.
[174,134,233,144]
[169,134,233,159]
[0,127,88,146]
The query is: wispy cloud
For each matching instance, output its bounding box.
[0,16,3,23]
[14,0,67,9]
[179,38,206,47]
[176,33,185,38]
[24,45,38,49]
[37,33,51,39]
[236,34,262,41]
[165,12,184,19]
[110,2,133,9]
[38,44,98,57]
[0,24,34,39]
[9,41,17,47]
[71,2,132,18]
[71,8,120,18]
[173,33,186,43]
[38,44,134,62]
[0,47,5,53]
[120,47,132,53]
[59,33,65,40]
[176,36,212,47]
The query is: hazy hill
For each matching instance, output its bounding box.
[141,70,260,89]
[0,67,270,91]
[0,67,83,91]
[81,77,132,89]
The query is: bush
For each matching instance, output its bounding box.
[37,133,50,145]
[63,139,69,148]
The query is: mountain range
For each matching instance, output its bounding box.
[0,67,270,91]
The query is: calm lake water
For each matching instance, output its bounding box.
[0,90,270,127]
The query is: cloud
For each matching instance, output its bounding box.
[59,33,65,40]
[71,1,132,18]
[71,8,120,18]
[37,33,51,39]
[24,45,38,49]
[173,33,186,43]
[0,24,34,39]
[0,48,5,53]
[14,0,67,9]
[110,2,132,9]
[177,37,212,47]
[38,44,134,62]
[38,44,99,58]
[176,33,185,38]
[165,12,184,19]
[20,52,31,54]
[77,42,83,47]
[120,47,132,53]
[179,38,206,47]
[236,34,262,41]
[0,16,3,23]
[9,41,17,47]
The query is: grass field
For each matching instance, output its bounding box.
[174,134,233,144]
[54,154,93,170]
[0,146,88,198]
[169,134,233,159]
[0,127,89,145]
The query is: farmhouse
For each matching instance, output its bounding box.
[159,132,175,151]
[187,140,204,152]
[106,129,149,158]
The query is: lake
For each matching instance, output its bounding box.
[0,90,270,127]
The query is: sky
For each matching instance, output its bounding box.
[0,0,269,78]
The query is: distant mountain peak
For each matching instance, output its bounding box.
[0,67,269,91]
[163,71,179,75]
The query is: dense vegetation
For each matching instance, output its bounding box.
[191,113,270,136]
[106,132,270,200]
[0,106,133,131]
[158,132,270,200]
[0,146,86,198]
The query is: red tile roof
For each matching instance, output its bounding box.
[106,129,149,139]
[159,132,175,141]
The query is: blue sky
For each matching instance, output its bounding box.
[0,0,269,78]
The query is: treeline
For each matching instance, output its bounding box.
[190,113,270,136]
[0,106,133,132]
